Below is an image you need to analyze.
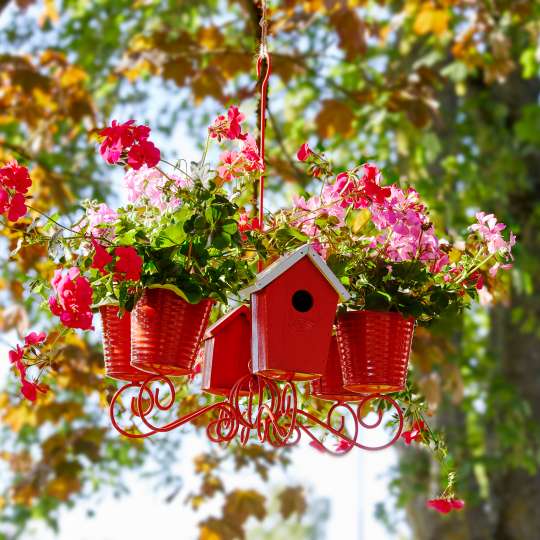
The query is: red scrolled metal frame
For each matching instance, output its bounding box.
[109,373,404,453]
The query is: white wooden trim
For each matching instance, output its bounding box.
[240,244,350,301]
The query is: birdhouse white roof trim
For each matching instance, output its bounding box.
[240,244,351,302]
[204,304,249,339]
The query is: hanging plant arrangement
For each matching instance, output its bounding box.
[2,9,516,514]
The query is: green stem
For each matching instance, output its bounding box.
[455,251,497,284]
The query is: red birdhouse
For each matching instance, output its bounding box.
[202,305,251,396]
[241,245,350,381]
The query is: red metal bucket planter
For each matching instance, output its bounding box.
[130,288,213,377]
[311,335,364,402]
[202,305,251,396]
[100,306,147,382]
[336,310,415,394]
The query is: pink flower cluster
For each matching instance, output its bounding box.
[209,106,246,142]
[91,241,143,282]
[9,331,48,403]
[401,420,426,445]
[123,165,191,211]
[469,212,516,264]
[49,267,94,330]
[0,161,32,222]
[86,203,119,239]
[238,211,260,240]
[291,162,394,257]
[99,120,160,170]
[369,186,443,263]
[217,135,263,182]
[328,164,390,209]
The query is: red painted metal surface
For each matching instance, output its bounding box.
[109,372,404,452]
[130,288,213,376]
[202,305,251,396]
[336,310,415,394]
[100,306,147,382]
[311,335,365,402]
[251,257,338,381]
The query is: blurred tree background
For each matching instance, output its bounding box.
[1,0,540,539]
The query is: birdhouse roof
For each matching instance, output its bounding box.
[240,244,351,302]
[204,304,250,339]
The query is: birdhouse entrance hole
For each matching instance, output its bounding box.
[291,290,314,312]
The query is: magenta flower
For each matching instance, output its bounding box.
[240,135,263,172]
[114,246,143,282]
[24,332,47,346]
[401,420,426,445]
[209,106,247,142]
[91,240,113,275]
[49,267,94,330]
[426,498,465,514]
[99,120,160,169]
[217,151,243,183]
[238,211,260,240]
[0,161,32,193]
[127,140,161,170]
[9,339,49,403]
[297,143,312,162]
[0,161,31,222]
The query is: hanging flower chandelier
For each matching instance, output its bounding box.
[3,0,516,513]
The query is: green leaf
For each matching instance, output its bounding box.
[155,223,187,247]
[222,219,238,235]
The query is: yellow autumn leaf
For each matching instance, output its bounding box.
[32,87,58,112]
[352,208,371,233]
[60,65,88,87]
[46,476,81,501]
[199,527,222,540]
[197,27,224,50]
[11,483,39,506]
[40,0,59,25]
[413,5,449,36]
[449,247,462,263]
[315,99,354,139]
[0,496,5,511]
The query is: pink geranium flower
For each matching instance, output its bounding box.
[86,203,118,239]
[469,212,515,255]
[9,340,49,403]
[114,246,143,282]
[297,143,312,162]
[426,498,465,514]
[99,120,160,170]
[401,420,426,445]
[209,106,247,142]
[127,140,161,170]
[218,151,243,183]
[91,241,113,275]
[24,332,47,346]
[0,161,32,193]
[7,192,27,221]
[238,211,260,240]
[49,267,94,330]
[0,161,31,222]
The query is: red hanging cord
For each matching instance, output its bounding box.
[256,52,271,234]
[256,0,270,272]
